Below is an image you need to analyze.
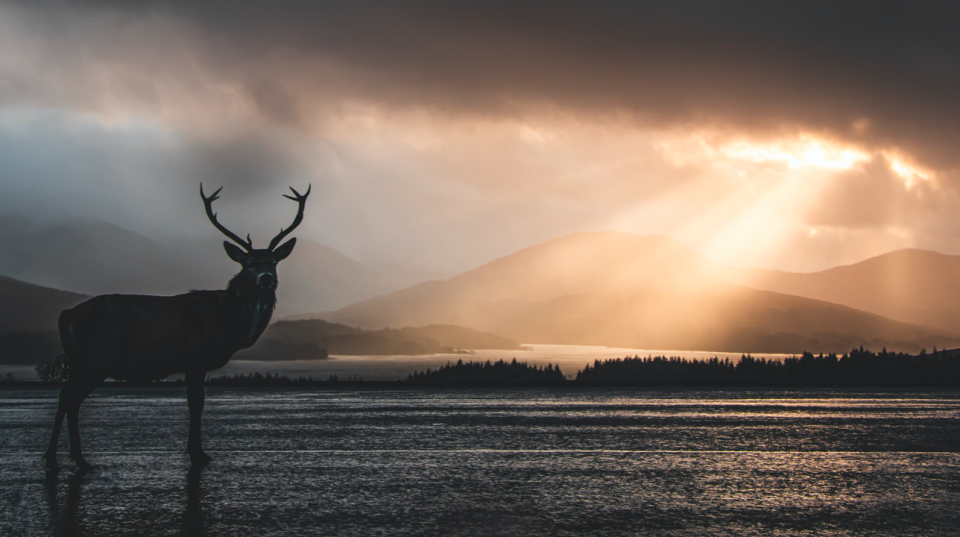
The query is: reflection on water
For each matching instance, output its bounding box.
[183,466,205,537]
[45,469,86,537]
[41,465,207,537]
[2,387,959,535]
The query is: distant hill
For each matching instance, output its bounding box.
[236,319,521,360]
[0,275,86,334]
[320,232,960,354]
[0,332,63,365]
[269,239,445,314]
[0,215,195,297]
[0,274,87,365]
[724,249,960,334]
[0,214,439,315]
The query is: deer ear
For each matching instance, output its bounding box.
[223,242,248,264]
[273,238,297,261]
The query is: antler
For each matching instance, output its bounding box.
[268,185,311,251]
[200,184,254,251]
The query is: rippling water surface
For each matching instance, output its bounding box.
[2,387,959,535]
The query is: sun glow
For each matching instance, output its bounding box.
[643,130,928,271]
[881,151,935,188]
[718,136,870,170]
[657,132,872,173]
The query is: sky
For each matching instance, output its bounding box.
[2,1,960,273]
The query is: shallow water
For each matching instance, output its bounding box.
[2,387,960,535]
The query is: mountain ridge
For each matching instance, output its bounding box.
[724,248,960,334]
[0,275,87,335]
[0,214,439,315]
[316,232,960,354]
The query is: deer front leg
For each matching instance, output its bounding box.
[185,371,212,465]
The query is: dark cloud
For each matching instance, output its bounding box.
[0,111,316,245]
[4,0,960,274]
[8,1,960,171]
[187,134,302,196]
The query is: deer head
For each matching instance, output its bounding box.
[200,184,311,291]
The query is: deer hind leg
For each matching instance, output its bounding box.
[43,385,74,471]
[64,375,104,470]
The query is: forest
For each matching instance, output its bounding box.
[21,347,960,385]
[406,358,565,383]
[575,347,960,384]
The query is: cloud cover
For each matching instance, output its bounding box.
[2,0,960,272]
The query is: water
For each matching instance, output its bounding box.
[1,344,793,381]
[2,386,959,535]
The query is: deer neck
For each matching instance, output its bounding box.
[226,273,277,348]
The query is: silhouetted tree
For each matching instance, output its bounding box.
[576,348,960,384]
[36,353,70,382]
[407,358,565,382]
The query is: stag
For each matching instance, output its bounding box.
[43,184,310,471]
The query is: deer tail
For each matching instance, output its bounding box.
[58,309,80,368]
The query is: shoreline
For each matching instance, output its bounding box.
[5,380,960,389]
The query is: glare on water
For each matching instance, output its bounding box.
[2,386,959,535]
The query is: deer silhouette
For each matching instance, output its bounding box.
[43,184,310,471]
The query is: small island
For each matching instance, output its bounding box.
[234,320,524,360]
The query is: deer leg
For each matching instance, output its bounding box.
[66,377,101,470]
[185,371,212,465]
[43,406,66,471]
[43,383,79,471]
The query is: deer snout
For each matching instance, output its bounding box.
[256,273,277,290]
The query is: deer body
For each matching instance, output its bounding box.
[44,185,308,471]
[60,288,272,382]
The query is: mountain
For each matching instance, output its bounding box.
[0,215,195,297]
[0,276,87,334]
[320,232,960,354]
[0,214,437,315]
[0,276,87,365]
[724,249,960,334]
[269,239,444,314]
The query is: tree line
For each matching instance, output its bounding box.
[575,347,960,383]
[23,347,960,385]
[407,358,565,383]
